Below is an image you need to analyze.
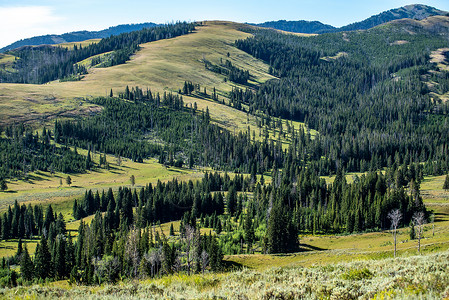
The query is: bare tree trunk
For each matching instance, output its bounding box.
[388,209,402,259]
[413,212,425,255]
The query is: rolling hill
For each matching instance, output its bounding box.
[0,22,158,53]
[1,9,449,298]
[0,22,276,134]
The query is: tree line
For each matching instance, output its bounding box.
[1,22,195,84]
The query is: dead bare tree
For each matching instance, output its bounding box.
[125,227,141,278]
[201,250,209,274]
[388,209,402,258]
[413,211,426,254]
[430,213,435,237]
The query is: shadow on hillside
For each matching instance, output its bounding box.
[300,243,327,252]
[222,260,244,271]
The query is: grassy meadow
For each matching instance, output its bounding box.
[1,249,449,299]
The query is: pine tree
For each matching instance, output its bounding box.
[54,234,66,279]
[16,238,23,259]
[226,186,237,216]
[443,174,449,190]
[44,205,55,231]
[34,235,52,279]
[0,179,7,191]
[266,199,298,254]
[85,150,92,170]
[169,223,174,236]
[66,233,75,273]
[244,213,255,253]
[20,245,34,282]
[66,176,72,186]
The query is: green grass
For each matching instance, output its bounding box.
[0,54,16,66]
[226,174,449,270]
[0,150,202,215]
[76,51,113,68]
[3,250,449,299]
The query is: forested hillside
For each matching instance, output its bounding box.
[0,22,194,84]
[0,22,158,53]
[0,12,448,292]
[234,19,449,176]
[254,4,448,34]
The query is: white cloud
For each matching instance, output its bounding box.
[0,6,64,48]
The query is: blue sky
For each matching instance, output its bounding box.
[1,0,449,48]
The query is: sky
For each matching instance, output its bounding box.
[1,0,449,48]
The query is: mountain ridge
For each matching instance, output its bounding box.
[253,4,448,34]
[0,22,158,53]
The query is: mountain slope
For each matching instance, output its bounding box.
[253,20,335,34]
[253,4,448,33]
[339,4,447,31]
[0,22,275,132]
[0,22,158,52]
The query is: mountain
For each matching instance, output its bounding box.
[339,4,448,31]
[253,20,335,34]
[0,22,158,52]
[253,4,448,34]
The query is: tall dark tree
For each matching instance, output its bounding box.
[34,235,52,279]
[20,245,34,282]
[266,199,299,254]
[443,175,449,190]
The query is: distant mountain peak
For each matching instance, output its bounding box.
[253,4,448,34]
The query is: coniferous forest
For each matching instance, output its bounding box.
[0,12,448,290]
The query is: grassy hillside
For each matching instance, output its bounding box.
[0,22,276,134]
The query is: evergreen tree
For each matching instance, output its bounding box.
[54,234,66,279]
[266,199,298,254]
[66,176,72,186]
[34,235,52,279]
[226,186,237,216]
[244,212,255,253]
[443,175,449,190]
[169,223,174,236]
[20,245,34,282]
[0,179,7,191]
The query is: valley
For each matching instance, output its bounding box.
[0,3,449,299]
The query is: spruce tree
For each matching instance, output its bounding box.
[20,245,34,282]
[266,199,298,254]
[226,186,237,216]
[34,235,52,279]
[54,235,66,279]
[244,212,255,253]
[66,176,72,186]
[443,175,449,190]
[0,179,7,191]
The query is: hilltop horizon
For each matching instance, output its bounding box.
[1,1,449,48]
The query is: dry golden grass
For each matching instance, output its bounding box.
[56,39,101,50]
[0,22,274,133]
[430,48,449,71]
